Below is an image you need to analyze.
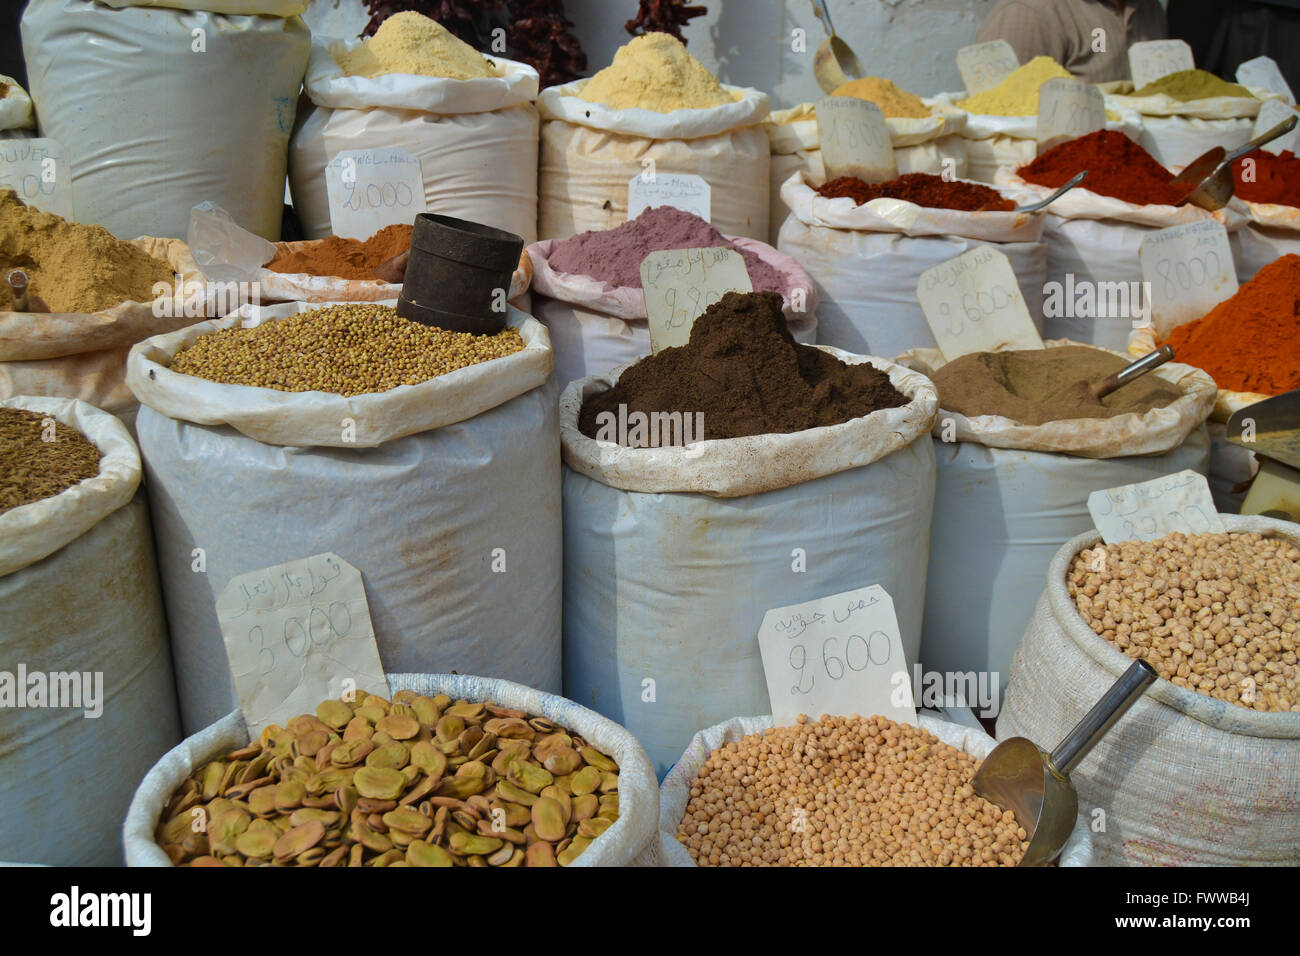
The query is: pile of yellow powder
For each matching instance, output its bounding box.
[337,11,495,80]
[1131,69,1253,101]
[830,76,931,119]
[958,55,1073,115]
[578,32,734,112]
[0,190,173,313]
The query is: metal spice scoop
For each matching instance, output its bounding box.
[1091,344,1174,399]
[1172,114,1298,211]
[810,0,863,94]
[974,659,1158,866]
[1014,170,1088,213]
[6,269,48,313]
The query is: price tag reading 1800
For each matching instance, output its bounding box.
[324,147,427,240]
[815,96,897,183]
[756,585,916,729]
[1139,220,1237,336]
[916,245,1044,361]
[1037,78,1105,151]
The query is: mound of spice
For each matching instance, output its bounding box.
[815,173,1013,212]
[170,304,524,397]
[578,32,733,112]
[678,714,1029,867]
[578,291,908,443]
[1,407,101,515]
[546,206,781,291]
[265,224,413,280]
[1232,148,1300,208]
[1161,254,1300,395]
[1131,69,1252,102]
[931,346,1184,425]
[1019,130,1186,206]
[0,190,173,312]
[957,56,1072,116]
[829,76,931,119]
[337,11,495,80]
[1071,532,1299,712]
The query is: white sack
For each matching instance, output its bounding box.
[650,712,1093,867]
[0,76,34,131]
[21,0,309,240]
[124,673,656,866]
[1,396,180,865]
[1104,86,1274,168]
[1233,211,1300,281]
[998,515,1300,866]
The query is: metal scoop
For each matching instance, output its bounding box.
[1091,344,1174,399]
[810,0,863,94]
[974,659,1157,866]
[1172,114,1298,211]
[1014,170,1088,213]
[6,269,48,313]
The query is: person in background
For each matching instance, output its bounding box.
[1168,0,1300,92]
[976,0,1167,84]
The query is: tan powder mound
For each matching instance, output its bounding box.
[338,11,495,80]
[0,190,173,313]
[831,76,931,119]
[579,32,734,112]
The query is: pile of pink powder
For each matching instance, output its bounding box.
[546,206,783,292]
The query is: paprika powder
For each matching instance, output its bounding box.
[815,173,1014,212]
[1232,149,1300,208]
[1019,130,1187,207]
[265,224,413,280]
[1161,253,1300,395]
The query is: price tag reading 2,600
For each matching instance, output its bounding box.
[916,245,1044,361]
[757,585,916,729]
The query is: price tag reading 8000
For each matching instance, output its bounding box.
[324,147,428,241]
[756,585,916,729]
[1139,220,1237,334]
[916,245,1044,361]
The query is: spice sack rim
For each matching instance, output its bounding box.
[123,672,659,867]
[896,339,1217,458]
[0,236,205,361]
[0,74,34,130]
[0,395,141,578]
[1105,84,1281,120]
[1126,325,1270,423]
[125,302,553,448]
[766,99,968,151]
[653,711,1094,867]
[781,169,1045,241]
[1043,516,1300,738]
[526,233,816,323]
[1238,200,1300,232]
[539,78,769,140]
[559,349,938,499]
[304,38,540,113]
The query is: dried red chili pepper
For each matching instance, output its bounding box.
[626,0,708,41]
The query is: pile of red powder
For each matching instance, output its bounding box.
[546,206,783,292]
[1233,149,1300,208]
[815,173,1014,212]
[1019,130,1187,207]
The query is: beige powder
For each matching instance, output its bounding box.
[579,32,734,112]
[337,12,495,80]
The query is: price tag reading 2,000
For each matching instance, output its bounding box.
[756,585,916,729]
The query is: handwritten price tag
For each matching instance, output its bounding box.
[627,171,710,222]
[815,96,897,183]
[0,137,72,219]
[1236,56,1294,106]
[324,147,427,240]
[757,585,915,729]
[956,40,1019,95]
[1088,470,1226,544]
[1128,39,1195,91]
[641,247,753,352]
[1139,220,1237,335]
[916,245,1044,360]
[1252,99,1300,155]
[1037,78,1105,151]
[216,552,390,736]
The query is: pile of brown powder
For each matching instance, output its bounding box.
[0,190,174,313]
[579,291,909,443]
[265,224,413,280]
[931,346,1184,425]
[1,407,102,514]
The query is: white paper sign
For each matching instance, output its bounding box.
[1088,470,1226,544]
[1037,78,1106,150]
[1139,220,1237,332]
[757,585,915,729]
[956,40,1019,95]
[627,171,710,222]
[1129,39,1195,91]
[916,246,1045,360]
[0,138,72,219]
[815,96,897,182]
[640,247,753,352]
[1253,99,1300,155]
[1237,56,1294,105]
[324,147,427,240]
[216,552,390,736]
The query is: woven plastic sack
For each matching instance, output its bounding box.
[648,712,1093,866]
[538,79,769,241]
[123,673,657,866]
[0,75,34,131]
[1,396,180,865]
[1104,85,1278,168]
[1232,205,1300,281]
[998,515,1300,866]
[290,40,540,243]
